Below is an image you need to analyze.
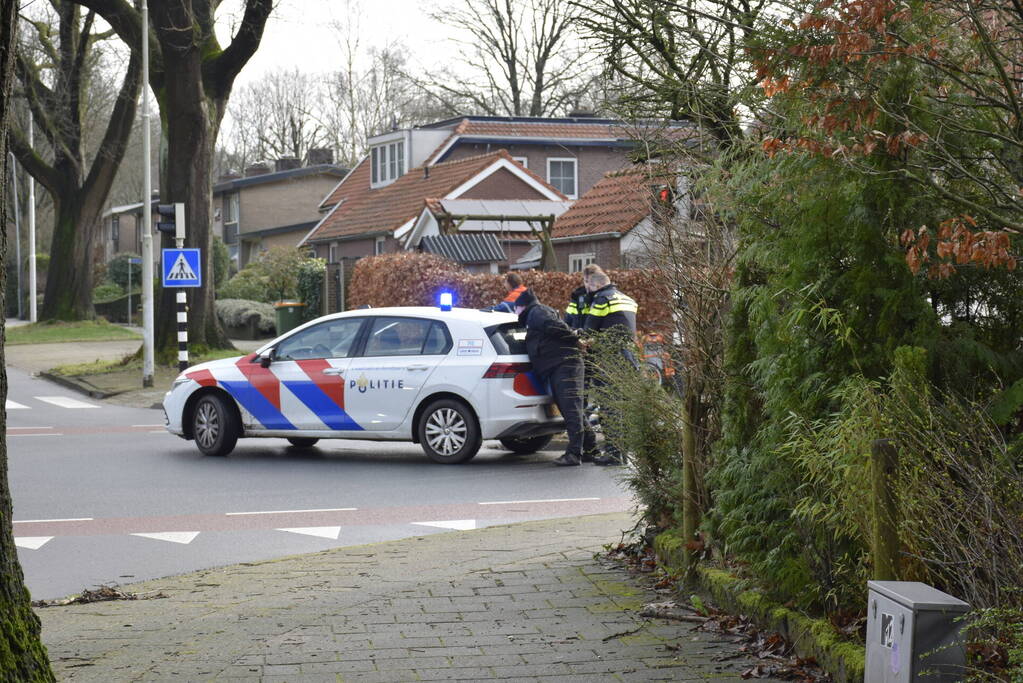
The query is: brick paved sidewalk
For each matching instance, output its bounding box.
[38,512,783,681]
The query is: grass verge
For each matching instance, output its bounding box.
[6,320,141,345]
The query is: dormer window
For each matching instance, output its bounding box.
[371,140,405,187]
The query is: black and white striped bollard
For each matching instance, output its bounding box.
[177,290,188,371]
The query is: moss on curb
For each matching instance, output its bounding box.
[653,531,865,683]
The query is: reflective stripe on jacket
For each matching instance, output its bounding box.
[564,286,589,330]
[583,284,638,337]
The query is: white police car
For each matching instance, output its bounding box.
[163,306,563,463]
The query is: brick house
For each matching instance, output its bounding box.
[213,153,348,268]
[100,200,159,265]
[538,165,689,272]
[301,150,567,265]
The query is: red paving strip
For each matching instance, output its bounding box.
[13,497,632,537]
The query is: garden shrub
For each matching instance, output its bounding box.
[92,282,124,303]
[585,331,685,529]
[347,252,671,332]
[107,252,142,290]
[219,268,271,303]
[212,236,230,290]
[296,257,326,322]
[215,298,276,334]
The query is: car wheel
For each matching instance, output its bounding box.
[499,434,553,454]
[287,437,319,448]
[418,399,481,464]
[193,393,239,457]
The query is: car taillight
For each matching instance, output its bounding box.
[483,362,532,378]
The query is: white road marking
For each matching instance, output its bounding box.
[131,531,199,545]
[15,537,52,550]
[14,517,92,523]
[9,433,62,437]
[478,497,600,505]
[6,400,29,410]
[413,519,477,531]
[277,526,341,540]
[132,424,166,428]
[35,396,100,409]
[226,508,357,516]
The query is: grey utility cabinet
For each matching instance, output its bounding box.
[865,581,970,682]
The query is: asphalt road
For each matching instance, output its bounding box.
[7,367,632,600]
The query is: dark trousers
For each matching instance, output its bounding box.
[545,360,597,457]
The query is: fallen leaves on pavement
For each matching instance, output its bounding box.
[32,585,167,607]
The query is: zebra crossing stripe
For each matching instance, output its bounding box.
[15,537,52,550]
[35,396,100,409]
[6,399,29,410]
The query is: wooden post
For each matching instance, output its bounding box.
[871,438,900,580]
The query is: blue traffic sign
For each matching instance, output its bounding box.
[162,248,202,288]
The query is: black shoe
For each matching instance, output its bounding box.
[592,454,624,466]
[581,450,598,463]
[553,453,581,466]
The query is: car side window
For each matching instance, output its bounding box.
[276,318,364,360]
[422,322,451,355]
[364,317,434,357]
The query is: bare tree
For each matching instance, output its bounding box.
[423,0,595,117]
[223,68,327,168]
[9,2,142,320]
[0,0,56,678]
[575,0,772,148]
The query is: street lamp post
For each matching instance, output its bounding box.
[141,0,155,387]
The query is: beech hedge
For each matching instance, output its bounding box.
[347,252,671,332]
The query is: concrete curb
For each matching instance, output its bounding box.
[37,371,123,400]
[654,529,866,683]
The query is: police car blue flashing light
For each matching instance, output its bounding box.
[438,291,454,311]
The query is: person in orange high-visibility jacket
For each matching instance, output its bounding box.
[491,273,528,313]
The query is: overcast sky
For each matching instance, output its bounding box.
[217,0,458,88]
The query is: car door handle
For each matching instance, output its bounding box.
[406,364,430,371]
[321,368,344,376]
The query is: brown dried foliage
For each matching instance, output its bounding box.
[347,252,672,332]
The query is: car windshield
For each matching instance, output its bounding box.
[486,322,527,355]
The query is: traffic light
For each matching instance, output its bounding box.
[652,184,674,204]
[156,202,185,239]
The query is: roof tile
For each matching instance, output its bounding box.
[552,166,671,238]
[306,150,558,243]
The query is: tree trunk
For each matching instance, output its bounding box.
[40,197,97,321]
[153,49,229,356]
[0,0,56,677]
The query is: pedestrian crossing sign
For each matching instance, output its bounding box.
[162,248,202,287]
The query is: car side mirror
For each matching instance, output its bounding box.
[260,352,273,368]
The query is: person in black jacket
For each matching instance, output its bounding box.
[563,284,589,329]
[514,288,597,466]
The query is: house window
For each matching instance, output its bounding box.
[512,156,528,168]
[374,236,386,255]
[370,140,405,187]
[569,252,596,273]
[224,193,239,224]
[111,216,120,243]
[547,158,577,198]
[224,223,239,245]
[329,243,338,263]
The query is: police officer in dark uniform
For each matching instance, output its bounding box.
[514,289,598,466]
[581,268,638,466]
[564,284,589,329]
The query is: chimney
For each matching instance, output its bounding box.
[218,170,241,183]
[568,109,597,118]
[306,147,334,166]
[244,161,271,177]
[275,156,301,172]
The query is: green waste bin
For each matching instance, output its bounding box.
[274,301,307,335]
